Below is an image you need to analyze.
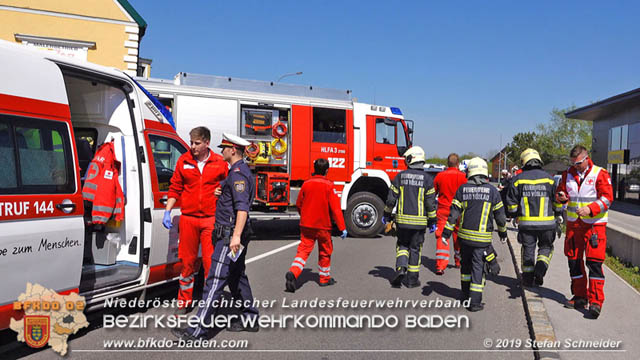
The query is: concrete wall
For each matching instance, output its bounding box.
[607,224,640,267]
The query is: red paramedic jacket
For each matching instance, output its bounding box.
[82,141,125,224]
[433,167,467,212]
[296,175,346,231]
[167,149,228,217]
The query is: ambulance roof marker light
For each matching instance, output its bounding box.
[390,107,403,115]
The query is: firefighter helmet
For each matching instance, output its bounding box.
[403,146,426,165]
[520,148,542,166]
[466,157,489,178]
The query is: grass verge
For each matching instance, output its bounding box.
[605,248,640,292]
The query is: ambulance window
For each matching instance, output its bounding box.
[312,107,346,144]
[376,118,396,145]
[149,135,187,191]
[0,121,18,189]
[0,116,74,194]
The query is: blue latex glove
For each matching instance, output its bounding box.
[162,210,173,229]
[381,217,387,225]
[340,230,348,239]
[429,224,437,234]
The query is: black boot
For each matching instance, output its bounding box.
[534,262,547,286]
[467,303,484,312]
[391,267,407,288]
[403,273,421,288]
[285,271,297,293]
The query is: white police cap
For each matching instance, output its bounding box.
[218,132,251,148]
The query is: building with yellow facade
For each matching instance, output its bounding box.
[0,0,148,76]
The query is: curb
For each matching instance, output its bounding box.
[505,230,560,360]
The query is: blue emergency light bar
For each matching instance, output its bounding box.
[390,107,403,115]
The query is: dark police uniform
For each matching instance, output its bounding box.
[188,159,258,338]
[442,177,507,308]
[384,168,437,287]
[505,167,560,286]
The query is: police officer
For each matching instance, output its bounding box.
[173,133,259,340]
[442,157,507,312]
[505,148,561,287]
[383,146,437,288]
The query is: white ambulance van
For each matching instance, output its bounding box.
[0,40,190,330]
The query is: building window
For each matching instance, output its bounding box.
[609,124,628,151]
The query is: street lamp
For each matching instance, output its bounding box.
[276,71,303,83]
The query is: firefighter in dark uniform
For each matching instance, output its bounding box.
[442,157,507,312]
[383,146,437,288]
[173,133,259,340]
[505,148,562,287]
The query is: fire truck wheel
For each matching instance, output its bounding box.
[345,191,385,238]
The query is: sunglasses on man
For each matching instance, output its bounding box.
[573,155,588,166]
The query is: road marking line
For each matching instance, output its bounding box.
[246,241,301,264]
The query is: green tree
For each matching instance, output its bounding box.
[504,106,593,167]
[503,131,545,166]
[536,106,592,160]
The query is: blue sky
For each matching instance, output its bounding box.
[134,1,640,158]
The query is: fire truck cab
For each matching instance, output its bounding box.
[138,73,414,237]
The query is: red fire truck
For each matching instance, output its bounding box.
[138,73,414,237]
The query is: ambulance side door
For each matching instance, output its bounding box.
[143,128,188,283]
[0,54,84,329]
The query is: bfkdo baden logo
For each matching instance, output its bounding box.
[10,283,89,356]
[24,315,50,348]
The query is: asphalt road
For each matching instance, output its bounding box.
[11,220,534,360]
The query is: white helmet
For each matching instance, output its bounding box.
[403,146,426,165]
[467,157,489,178]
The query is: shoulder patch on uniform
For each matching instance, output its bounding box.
[104,170,113,180]
[234,180,245,192]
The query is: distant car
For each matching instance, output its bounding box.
[626,179,640,193]
[423,166,444,181]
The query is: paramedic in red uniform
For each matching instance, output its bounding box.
[433,153,467,274]
[163,127,228,314]
[285,158,347,292]
[555,145,613,319]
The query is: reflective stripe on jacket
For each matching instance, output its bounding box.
[505,168,560,230]
[82,141,125,224]
[385,168,437,229]
[445,179,506,247]
[562,165,613,224]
